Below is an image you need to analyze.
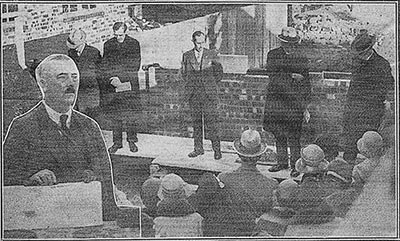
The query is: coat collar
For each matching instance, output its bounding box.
[189,48,211,70]
[37,102,81,133]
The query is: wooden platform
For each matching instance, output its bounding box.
[102,131,301,181]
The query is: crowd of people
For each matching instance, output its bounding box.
[2,19,396,238]
[141,125,395,237]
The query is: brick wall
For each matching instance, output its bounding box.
[2,4,130,46]
[138,68,350,146]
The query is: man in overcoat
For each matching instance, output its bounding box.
[180,31,223,160]
[101,22,142,153]
[263,27,311,177]
[342,29,394,165]
[66,29,102,114]
[3,54,118,221]
[218,129,279,236]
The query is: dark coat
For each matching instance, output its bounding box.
[217,166,278,236]
[180,48,223,104]
[343,50,394,131]
[68,44,101,89]
[263,47,311,125]
[188,173,229,237]
[278,173,334,224]
[3,102,118,221]
[100,35,142,112]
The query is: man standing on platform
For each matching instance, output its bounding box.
[66,29,102,114]
[263,27,312,177]
[342,29,394,165]
[101,22,142,154]
[180,31,224,160]
[3,54,118,221]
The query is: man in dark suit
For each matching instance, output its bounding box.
[263,27,311,177]
[342,30,394,165]
[180,31,223,160]
[101,22,142,154]
[3,54,118,221]
[66,29,102,114]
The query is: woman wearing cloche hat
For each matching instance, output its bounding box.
[275,144,334,225]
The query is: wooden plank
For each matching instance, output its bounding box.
[3,182,103,230]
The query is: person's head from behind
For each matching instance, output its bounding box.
[314,134,339,162]
[357,131,383,158]
[192,31,206,52]
[234,129,267,164]
[113,22,128,43]
[158,173,186,201]
[35,54,79,113]
[295,144,329,175]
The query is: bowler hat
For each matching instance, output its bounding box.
[233,129,267,157]
[66,29,86,49]
[351,29,376,53]
[295,144,328,174]
[277,27,300,44]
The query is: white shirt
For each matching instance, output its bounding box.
[75,43,85,56]
[43,101,72,128]
[194,48,203,63]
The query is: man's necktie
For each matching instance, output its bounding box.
[60,114,69,133]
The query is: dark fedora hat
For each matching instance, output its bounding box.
[351,29,376,53]
[233,129,267,157]
[277,27,300,44]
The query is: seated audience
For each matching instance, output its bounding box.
[217,129,279,236]
[188,172,229,237]
[332,139,396,237]
[276,144,334,224]
[352,131,384,187]
[314,134,340,162]
[3,54,118,221]
[153,174,203,237]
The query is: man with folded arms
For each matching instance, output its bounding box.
[3,54,118,221]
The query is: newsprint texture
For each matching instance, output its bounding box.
[1,1,399,240]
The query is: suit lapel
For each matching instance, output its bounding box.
[36,103,68,162]
[188,49,201,71]
[36,103,83,163]
[201,49,210,70]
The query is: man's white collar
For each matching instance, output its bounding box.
[43,101,72,128]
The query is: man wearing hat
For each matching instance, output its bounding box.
[342,29,394,165]
[263,27,312,177]
[66,29,102,114]
[217,129,278,236]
